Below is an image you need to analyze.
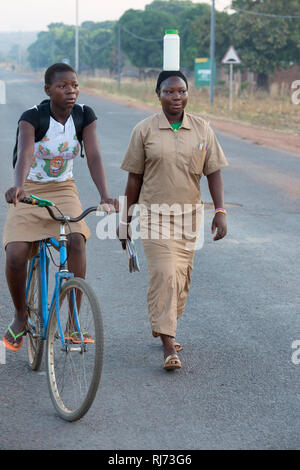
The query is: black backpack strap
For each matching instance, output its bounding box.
[71,104,85,158]
[13,128,19,168]
[13,100,50,168]
[35,100,51,142]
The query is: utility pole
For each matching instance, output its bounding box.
[75,0,79,72]
[209,0,215,105]
[117,23,121,88]
[51,31,55,64]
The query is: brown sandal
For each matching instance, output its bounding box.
[173,341,183,352]
[163,353,182,371]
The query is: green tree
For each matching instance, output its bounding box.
[27,23,75,69]
[28,30,56,69]
[146,0,194,16]
[27,21,115,72]
[119,8,178,68]
[120,1,231,71]
[147,1,212,68]
[83,28,114,70]
[48,23,76,64]
[231,0,300,88]
[180,5,230,69]
[81,20,115,31]
[80,21,115,70]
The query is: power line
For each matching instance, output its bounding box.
[116,25,162,88]
[121,25,163,42]
[84,36,114,52]
[229,6,300,19]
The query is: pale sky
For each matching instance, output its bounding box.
[1,0,232,32]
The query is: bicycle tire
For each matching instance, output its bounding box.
[26,258,44,371]
[46,277,104,422]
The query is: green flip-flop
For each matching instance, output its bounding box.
[64,331,95,344]
[3,326,26,351]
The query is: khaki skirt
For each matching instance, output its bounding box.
[139,205,203,337]
[3,179,91,249]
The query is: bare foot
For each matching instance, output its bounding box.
[160,334,177,358]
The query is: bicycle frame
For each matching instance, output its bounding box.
[25,235,84,350]
[21,199,102,353]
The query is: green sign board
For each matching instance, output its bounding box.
[194,58,216,87]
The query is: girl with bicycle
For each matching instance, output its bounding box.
[3,62,118,351]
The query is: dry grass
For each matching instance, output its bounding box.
[80,77,299,135]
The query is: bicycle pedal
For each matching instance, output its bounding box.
[64,345,86,353]
[31,333,40,338]
[69,346,82,352]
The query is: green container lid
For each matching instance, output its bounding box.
[165,29,178,35]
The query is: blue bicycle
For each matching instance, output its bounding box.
[23,194,104,422]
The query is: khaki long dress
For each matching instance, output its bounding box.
[121,111,228,337]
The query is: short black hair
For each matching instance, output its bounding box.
[44,63,77,85]
[156,70,188,94]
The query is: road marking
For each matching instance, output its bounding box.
[0,81,6,104]
[0,341,6,364]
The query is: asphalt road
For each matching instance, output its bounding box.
[0,68,299,450]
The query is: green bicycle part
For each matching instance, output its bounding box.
[30,194,55,207]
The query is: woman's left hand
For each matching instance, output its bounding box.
[211,213,227,241]
[99,197,120,214]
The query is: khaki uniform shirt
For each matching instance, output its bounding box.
[121,111,228,210]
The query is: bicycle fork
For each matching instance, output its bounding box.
[55,223,86,352]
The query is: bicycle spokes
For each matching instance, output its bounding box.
[46,278,103,421]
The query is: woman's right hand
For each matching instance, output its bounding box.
[116,223,131,250]
[5,186,26,206]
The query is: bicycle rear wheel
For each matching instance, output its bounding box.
[26,257,44,371]
[46,277,104,422]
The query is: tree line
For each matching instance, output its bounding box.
[27,0,300,88]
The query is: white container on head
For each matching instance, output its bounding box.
[163,30,180,71]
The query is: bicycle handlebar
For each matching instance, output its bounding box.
[21,196,105,223]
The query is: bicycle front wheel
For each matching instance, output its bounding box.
[46,277,104,422]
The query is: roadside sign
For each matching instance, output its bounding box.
[194,58,216,88]
[222,46,241,65]
[221,46,241,112]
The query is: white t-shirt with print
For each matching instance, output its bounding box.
[28,115,80,183]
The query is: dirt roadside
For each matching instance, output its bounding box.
[81,86,299,156]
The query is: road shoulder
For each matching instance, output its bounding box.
[81,86,299,156]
